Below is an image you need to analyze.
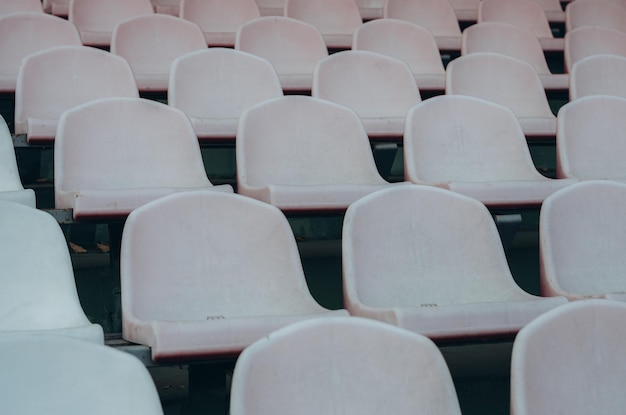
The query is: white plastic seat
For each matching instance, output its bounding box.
[43,0,69,16]
[312,50,421,138]
[570,54,626,100]
[256,0,286,16]
[0,0,43,16]
[404,96,574,207]
[478,0,564,52]
[540,181,626,301]
[565,0,626,33]
[54,97,233,220]
[564,26,626,73]
[236,95,405,211]
[69,0,154,47]
[352,19,446,92]
[446,52,557,138]
[236,16,328,92]
[0,335,161,414]
[111,14,206,92]
[150,0,180,16]
[0,116,35,207]
[556,95,626,181]
[462,22,569,91]
[121,191,347,362]
[342,185,567,340]
[384,0,463,52]
[285,0,363,49]
[230,317,462,415]
[511,300,626,415]
[168,48,283,141]
[14,45,139,143]
[180,0,260,47]
[0,12,81,93]
[0,201,103,343]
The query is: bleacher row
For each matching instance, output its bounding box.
[2,0,626,413]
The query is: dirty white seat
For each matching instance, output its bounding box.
[312,50,421,138]
[352,19,446,92]
[384,0,463,52]
[285,0,362,49]
[237,96,405,211]
[43,0,69,16]
[236,16,328,92]
[564,26,626,73]
[0,201,103,343]
[69,0,154,47]
[0,0,43,16]
[0,12,81,92]
[556,95,626,181]
[230,317,462,415]
[111,14,206,92]
[565,0,626,33]
[256,0,286,16]
[0,335,162,414]
[168,48,283,141]
[404,96,574,207]
[150,0,180,16]
[446,52,557,139]
[540,181,626,301]
[180,0,260,47]
[121,191,347,362]
[570,54,626,100]
[462,22,569,91]
[448,0,480,22]
[54,97,233,220]
[511,300,626,415]
[478,0,564,52]
[0,116,35,207]
[342,185,567,340]
[14,45,139,143]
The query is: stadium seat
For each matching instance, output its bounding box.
[43,0,69,16]
[384,0,463,52]
[285,0,363,49]
[0,201,103,343]
[69,0,154,47]
[352,18,446,93]
[180,0,260,47]
[354,0,385,19]
[462,22,569,91]
[446,52,557,138]
[168,48,283,141]
[150,0,179,16]
[111,14,206,93]
[404,96,574,208]
[0,334,161,414]
[0,0,43,16]
[0,12,81,92]
[236,16,328,93]
[0,116,35,207]
[54,97,233,220]
[478,0,564,52]
[121,191,348,362]
[539,181,626,301]
[237,96,405,211]
[256,0,286,16]
[230,317,462,415]
[556,95,626,181]
[569,54,626,100]
[342,184,567,340]
[565,0,626,33]
[511,300,626,415]
[312,50,421,138]
[14,45,139,143]
[564,26,626,73]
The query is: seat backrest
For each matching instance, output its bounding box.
[539,181,626,299]
[0,0,43,16]
[462,22,552,75]
[383,0,462,38]
[478,0,554,38]
[352,18,445,76]
[0,12,81,92]
[570,54,626,100]
[342,184,522,308]
[556,95,626,180]
[111,14,206,92]
[285,0,362,40]
[511,300,626,415]
[445,52,554,118]
[0,116,27,193]
[230,317,462,415]
[0,335,162,415]
[404,95,545,184]
[565,0,626,33]
[14,45,138,138]
[564,26,626,73]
